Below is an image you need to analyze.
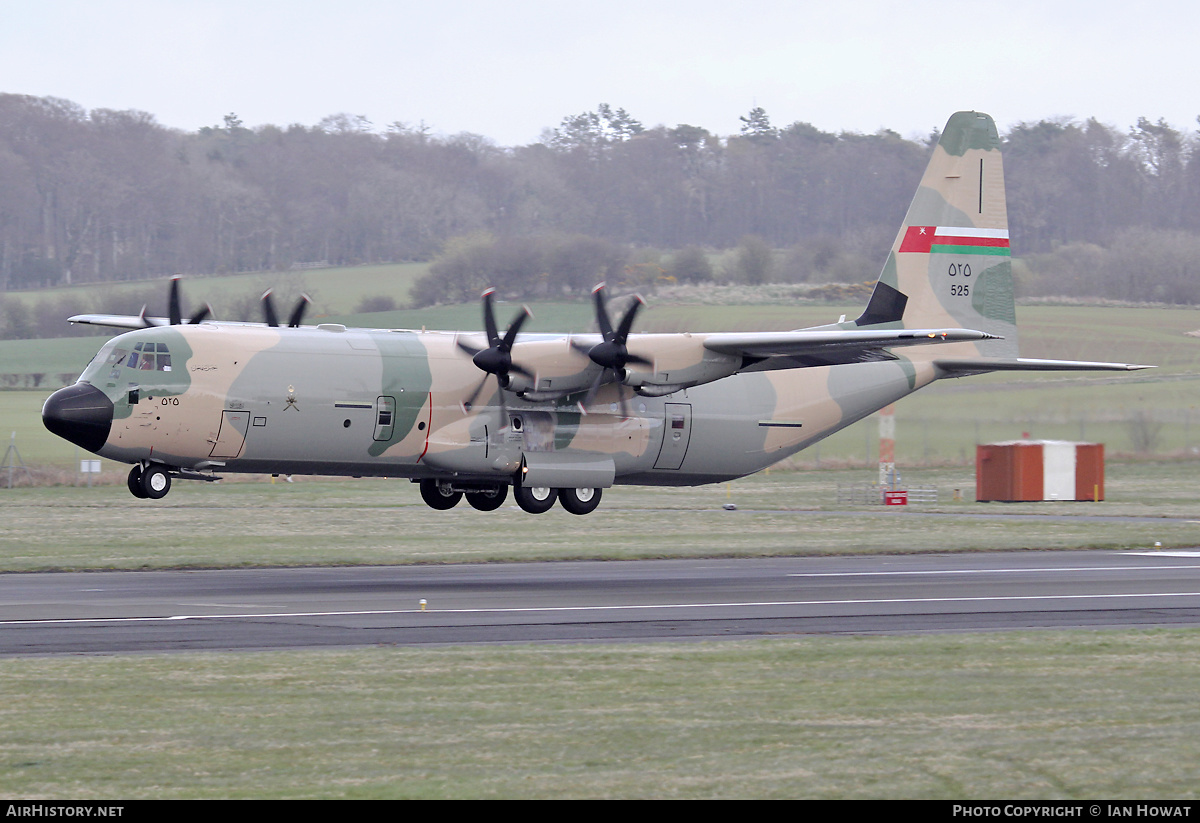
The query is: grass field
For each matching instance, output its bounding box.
[1,461,1198,571]
[3,632,1200,799]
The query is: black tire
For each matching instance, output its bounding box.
[127,465,148,499]
[138,465,171,500]
[513,485,557,514]
[559,487,602,515]
[419,479,462,510]
[466,486,508,512]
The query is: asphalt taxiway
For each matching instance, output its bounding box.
[3,550,1200,655]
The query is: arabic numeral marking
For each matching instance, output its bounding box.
[948,263,972,277]
[160,397,179,406]
[950,284,970,296]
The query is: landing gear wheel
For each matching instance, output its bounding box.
[138,465,171,500]
[420,479,462,510]
[127,465,148,499]
[513,485,557,514]
[559,487,602,515]
[466,486,508,512]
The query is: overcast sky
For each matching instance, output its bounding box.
[2,0,1196,145]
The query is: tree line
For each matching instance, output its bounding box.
[2,93,1200,309]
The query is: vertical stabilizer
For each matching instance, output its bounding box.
[857,111,1017,359]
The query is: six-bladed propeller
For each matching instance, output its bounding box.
[572,283,649,410]
[456,288,534,411]
[578,283,650,376]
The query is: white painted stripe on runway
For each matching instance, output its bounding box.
[1129,551,1200,558]
[5,590,1200,625]
[788,564,1200,578]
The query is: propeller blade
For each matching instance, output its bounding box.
[614,295,644,342]
[168,277,183,325]
[500,307,531,351]
[138,305,155,328]
[456,339,483,358]
[188,304,212,325]
[261,290,280,327]
[592,282,613,339]
[287,295,311,328]
[481,288,500,345]
[581,369,607,410]
[460,374,490,413]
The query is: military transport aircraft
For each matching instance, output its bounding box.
[42,112,1149,515]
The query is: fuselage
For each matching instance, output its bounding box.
[43,321,940,489]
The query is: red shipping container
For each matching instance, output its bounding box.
[976,440,1104,502]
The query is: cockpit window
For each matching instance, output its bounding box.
[128,342,173,372]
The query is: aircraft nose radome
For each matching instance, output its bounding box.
[42,383,113,453]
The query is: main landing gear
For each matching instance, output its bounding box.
[417,479,602,515]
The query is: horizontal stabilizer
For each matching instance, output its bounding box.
[705,328,1000,360]
[935,357,1154,375]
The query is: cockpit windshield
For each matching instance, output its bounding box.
[83,340,176,383]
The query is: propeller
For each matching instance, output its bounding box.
[456,288,533,412]
[261,289,312,328]
[573,282,650,413]
[141,276,211,327]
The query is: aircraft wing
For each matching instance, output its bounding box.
[68,313,158,329]
[67,313,210,329]
[703,328,1001,369]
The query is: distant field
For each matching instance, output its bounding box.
[6,262,430,325]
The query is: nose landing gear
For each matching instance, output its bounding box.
[127,464,172,499]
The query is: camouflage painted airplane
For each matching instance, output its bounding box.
[42,111,1148,514]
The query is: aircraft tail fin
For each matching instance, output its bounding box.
[856,111,1017,360]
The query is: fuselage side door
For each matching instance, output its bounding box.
[374,396,396,442]
[653,402,692,470]
[209,410,252,459]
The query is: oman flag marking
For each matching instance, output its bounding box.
[899,226,1010,256]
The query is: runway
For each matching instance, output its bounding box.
[4,550,1200,655]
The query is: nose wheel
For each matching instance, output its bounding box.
[127,464,172,499]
